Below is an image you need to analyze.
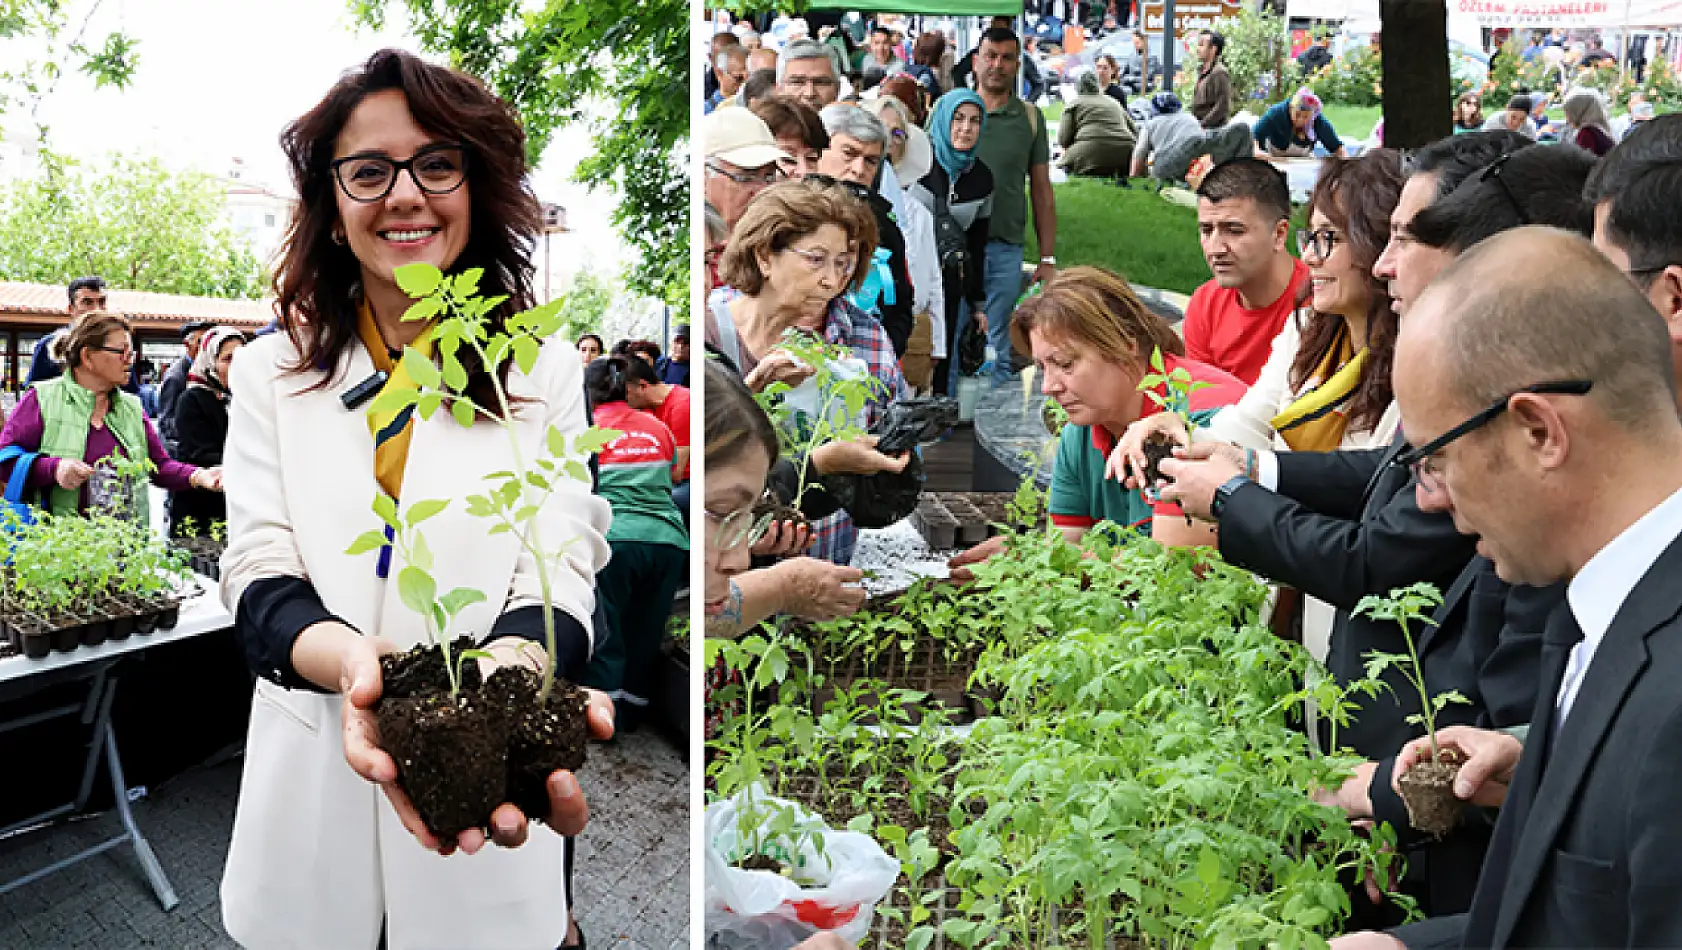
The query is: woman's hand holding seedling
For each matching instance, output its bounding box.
[810,436,910,477]
[1105,411,1190,490]
[769,557,865,620]
[55,458,94,490]
[190,466,225,492]
[1394,725,1521,808]
[743,348,816,393]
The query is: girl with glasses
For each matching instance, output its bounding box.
[216,48,610,950]
[0,311,220,519]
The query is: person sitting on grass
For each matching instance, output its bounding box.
[1130,92,1250,185]
[1252,87,1346,159]
[1057,71,1137,180]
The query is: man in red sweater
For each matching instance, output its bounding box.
[1181,157,1307,386]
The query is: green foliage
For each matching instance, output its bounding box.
[1218,4,1293,108]
[1138,345,1211,430]
[1025,180,1208,296]
[1639,59,1682,113]
[1355,583,1466,759]
[709,529,1407,947]
[0,0,139,144]
[344,260,617,699]
[753,329,886,508]
[556,268,614,342]
[350,0,689,306]
[0,153,265,298]
[1307,46,1383,108]
[4,507,191,618]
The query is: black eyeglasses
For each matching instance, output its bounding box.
[1481,152,1528,226]
[332,144,468,203]
[1296,227,1340,260]
[1392,380,1593,481]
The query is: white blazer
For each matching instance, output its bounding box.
[217,332,612,950]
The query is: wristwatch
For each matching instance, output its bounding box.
[1209,475,1250,521]
[1039,255,1057,266]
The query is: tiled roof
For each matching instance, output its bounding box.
[0,281,277,329]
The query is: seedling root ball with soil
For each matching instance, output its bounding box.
[1397,746,1464,838]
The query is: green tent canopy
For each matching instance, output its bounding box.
[800,0,1023,14]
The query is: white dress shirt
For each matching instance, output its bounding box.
[1557,480,1682,724]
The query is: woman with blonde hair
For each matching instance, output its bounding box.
[947,265,1247,578]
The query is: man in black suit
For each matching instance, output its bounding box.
[1134,132,1571,922]
[1334,228,1682,949]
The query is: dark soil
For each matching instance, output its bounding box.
[1140,432,1179,490]
[752,491,810,535]
[377,637,591,839]
[1397,747,1464,837]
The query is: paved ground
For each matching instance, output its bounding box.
[0,728,691,949]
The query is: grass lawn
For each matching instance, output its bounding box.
[1319,103,1380,142]
[1025,178,1209,295]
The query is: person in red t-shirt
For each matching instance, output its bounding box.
[1182,157,1307,386]
[624,356,691,482]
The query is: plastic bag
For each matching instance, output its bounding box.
[703,784,898,948]
[822,451,924,529]
[872,397,959,456]
[957,319,987,376]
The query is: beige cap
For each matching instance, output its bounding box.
[704,107,791,170]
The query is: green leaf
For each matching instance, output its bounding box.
[402,295,443,323]
[416,392,443,420]
[397,565,437,615]
[451,399,476,427]
[394,262,443,298]
[546,425,567,458]
[452,268,484,298]
[410,531,434,571]
[366,385,418,418]
[345,530,388,556]
[907,927,935,950]
[405,499,448,527]
[512,336,540,375]
[402,347,442,391]
[439,587,488,616]
[372,493,400,530]
[441,350,468,391]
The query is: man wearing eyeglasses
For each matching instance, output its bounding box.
[816,105,917,357]
[706,45,748,115]
[702,107,790,231]
[1329,229,1682,950]
[777,39,843,112]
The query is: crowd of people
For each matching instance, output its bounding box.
[704,8,1682,944]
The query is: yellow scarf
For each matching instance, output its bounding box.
[1270,325,1367,453]
[355,299,436,501]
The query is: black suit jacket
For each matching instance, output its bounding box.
[1395,537,1682,947]
[1217,440,1557,917]
[1217,439,1479,759]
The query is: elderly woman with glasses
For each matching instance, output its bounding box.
[707,177,911,566]
[0,311,219,519]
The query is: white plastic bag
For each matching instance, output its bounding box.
[703,784,899,948]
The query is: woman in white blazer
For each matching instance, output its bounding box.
[217,49,612,950]
[1112,151,1407,660]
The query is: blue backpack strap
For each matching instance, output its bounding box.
[0,445,40,505]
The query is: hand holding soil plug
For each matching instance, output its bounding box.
[340,634,613,854]
[1105,410,1190,492]
[1394,725,1522,809]
[751,519,813,558]
[1154,443,1246,520]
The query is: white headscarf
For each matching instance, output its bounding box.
[190,326,245,395]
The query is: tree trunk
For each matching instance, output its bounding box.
[1379,0,1452,149]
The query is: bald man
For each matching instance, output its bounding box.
[1333,228,1682,948]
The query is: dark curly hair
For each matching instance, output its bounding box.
[274,48,541,412]
[1293,149,1404,434]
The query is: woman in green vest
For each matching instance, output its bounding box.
[0,311,220,520]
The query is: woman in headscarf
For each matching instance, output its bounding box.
[1252,86,1347,158]
[1562,87,1615,156]
[170,325,245,537]
[905,89,994,395]
[1058,70,1138,180]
